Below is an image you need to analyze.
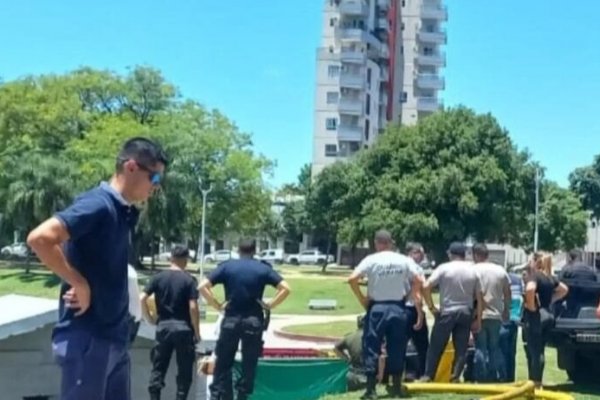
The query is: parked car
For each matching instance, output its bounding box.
[285,249,334,265]
[0,242,31,259]
[204,250,239,263]
[256,249,285,264]
[154,249,197,262]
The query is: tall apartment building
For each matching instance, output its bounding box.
[312,0,447,175]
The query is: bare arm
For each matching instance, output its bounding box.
[348,271,368,309]
[140,293,157,325]
[28,217,86,288]
[524,281,538,311]
[199,279,225,312]
[267,280,291,310]
[422,279,438,314]
[475,290,484,324]
[28,218,90,315]
[189,299,201,341]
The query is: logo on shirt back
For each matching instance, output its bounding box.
[374,263,406,277]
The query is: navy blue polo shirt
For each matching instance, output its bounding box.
[208,258,283,317]
[53,183,138,345]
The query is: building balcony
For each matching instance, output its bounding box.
[380,92,388,105]
[380,43,390,59]
[339,0,368,16]
[377,0,390,10]
[335,27,382,50]
[421,4,448,20]
[418,29,447,44]
[340,72,365,89]
[416,97,443,112]
[380,67,389,82]
[337,124,363,141]
[378,18,390,31]
[417,52,446,67]
[338,97,363,115]
[340,47,367,63]
[416,74,445,90]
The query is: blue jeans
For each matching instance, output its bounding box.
[52,329,130,400]
[474,319,502,382]
[498,321,518,382]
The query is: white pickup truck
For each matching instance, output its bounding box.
[285,249,334,265]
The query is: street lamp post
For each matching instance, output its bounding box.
[534,167,540,252]
[197,178,213,280]
[594,218,599,269]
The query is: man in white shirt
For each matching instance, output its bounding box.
[348,230,423,399]
[472,243,511,382]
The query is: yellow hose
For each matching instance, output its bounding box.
[403,381,574,400]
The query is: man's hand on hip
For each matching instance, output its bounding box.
[62,279,91,316]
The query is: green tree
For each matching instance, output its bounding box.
[570,156,600,218]
[537,182,588,252]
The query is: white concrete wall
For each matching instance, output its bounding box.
[0,325,202,400]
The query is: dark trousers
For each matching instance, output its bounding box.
[363,302,408,378]
[473,319,502,382]
[148,322,196,399]
[52,328,130,400]
[424,309,472,382]
[210,315,264,400]
[406,306,429,379]
[522,309,554,383]
[498,321,518,382]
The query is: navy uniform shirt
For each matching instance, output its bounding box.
[207,257,283,317]
[54,183,138,345]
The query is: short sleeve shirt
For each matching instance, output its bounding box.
[144,269,199,326]
[208,258,283,317]
[476,262,511,320]
[428,260,480,314]
[354,251,418,302]
[54,184,138,344]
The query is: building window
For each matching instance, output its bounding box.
[365,119,370,142]
[401,92,407,103]
[366,94,371,115]
[402,0,406,7]
[367,68,372,89]
[326,118,337,130]
[424,46,434,55]
[328,65,340,78]
[325,144,337,157]
[330,18,336,27]
[327,92,339,104]
[401,22,405,31]
[400,45,404,54]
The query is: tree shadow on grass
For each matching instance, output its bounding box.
[545,383,600,397]
[0,270,61,288]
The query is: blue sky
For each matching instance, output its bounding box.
[2,0,599,188]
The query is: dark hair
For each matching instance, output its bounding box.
[472,243,489,259]
[568,249,582,262]
[171,244,190,260]
[116,137,169,172]
[448,242,467,258]
[238,238,256,255]
[374,230,393,245]
[405,242,424,254]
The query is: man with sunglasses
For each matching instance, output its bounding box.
[28,137,167,400]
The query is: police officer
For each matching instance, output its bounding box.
[141,245,201,400]
[348,230,423,400]
[199,239,291,400]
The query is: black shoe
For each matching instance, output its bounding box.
[361,375,378,400]
[149,391,161,400]
[386,375,408,398]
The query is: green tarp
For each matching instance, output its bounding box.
[233,358,348,400]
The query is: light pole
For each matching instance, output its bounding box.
[197,178,213,280]
[533,167,540,252]
[593,218,599,268]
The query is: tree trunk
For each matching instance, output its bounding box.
[321,235,332,274]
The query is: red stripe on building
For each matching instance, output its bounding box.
[387,0,398,121]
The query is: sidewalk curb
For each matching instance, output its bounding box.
[273,328,340,344]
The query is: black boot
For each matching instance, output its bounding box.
[387,375,408,398]
[360,375,377,400]
[149,391,160,400]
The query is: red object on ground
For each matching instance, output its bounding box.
[261,348,322,358]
